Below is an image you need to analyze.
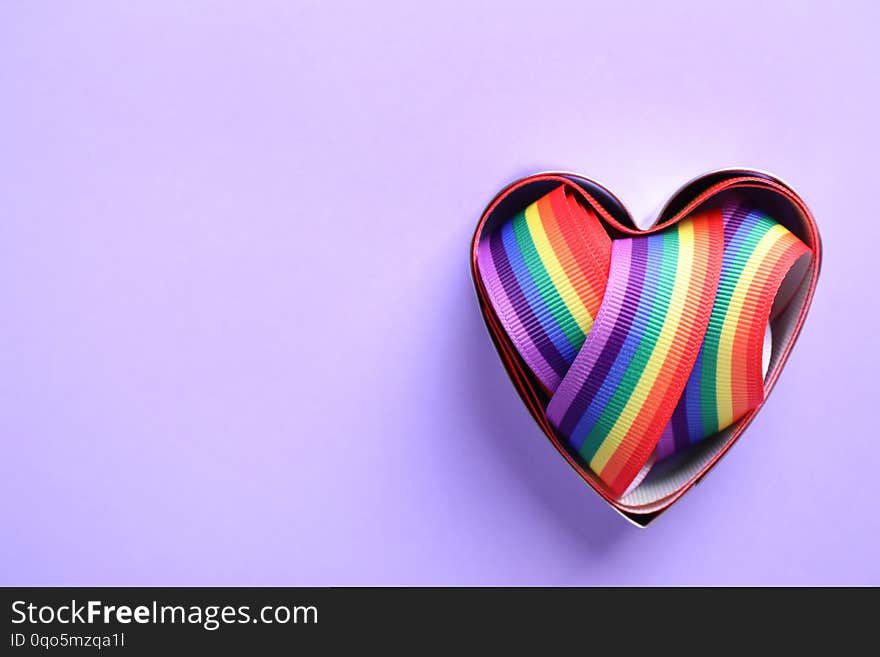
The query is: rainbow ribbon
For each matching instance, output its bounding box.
[477,185,810,496]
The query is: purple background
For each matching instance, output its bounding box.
[2,2,878,586]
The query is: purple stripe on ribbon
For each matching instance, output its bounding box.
[484,231,569,385]
[544,239,634,428]
[723,202,755,241]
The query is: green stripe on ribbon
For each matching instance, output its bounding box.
[512,210,584,350]
[698,216,775,436]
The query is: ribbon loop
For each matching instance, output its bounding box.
[546,211,724,495]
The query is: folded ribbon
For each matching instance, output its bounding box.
[476,185,811,497]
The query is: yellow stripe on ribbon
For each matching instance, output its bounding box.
[524,202,594,334]
[714,224,789,427]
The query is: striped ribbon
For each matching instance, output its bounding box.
[477,185,811,497]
